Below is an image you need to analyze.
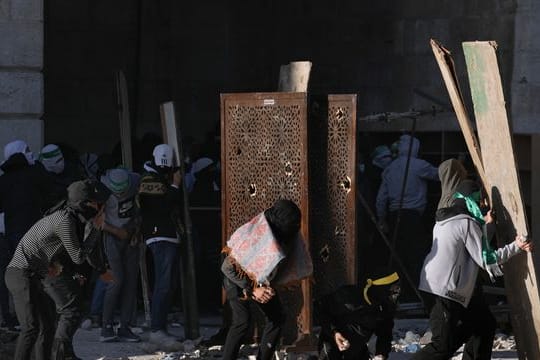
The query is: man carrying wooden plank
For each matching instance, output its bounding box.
[411,180,532,360]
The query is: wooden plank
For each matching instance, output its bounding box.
[159,101,200,339]
[463,41,540,359]
[430,39,487,189]
[532,135,540,269]
[277,61,312,92]
[114,70,152,327]
[160,102,181,166]
[115,70,132,170]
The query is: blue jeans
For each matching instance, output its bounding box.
[90,278,107,316]
[149,241,179,331]
[102,234,139,327]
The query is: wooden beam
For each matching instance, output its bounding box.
[160,101,200,339]
[115,70,132,170]
[277,61,312,92]
[532,134,540,271]
[430,39,488,189]
[463,40,540,360]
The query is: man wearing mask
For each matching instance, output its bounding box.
[0,140,53,329]
[39,144,81,206]
[6,179,110,360]
[99,168,141,342]
[138,144,184,349]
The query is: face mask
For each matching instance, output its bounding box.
[43,157,65,174]
[80,204,98,221]
[24,150,35,165]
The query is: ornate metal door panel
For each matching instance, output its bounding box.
[220,92,310,341]
[309,94,357,299]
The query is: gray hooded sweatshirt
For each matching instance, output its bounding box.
[419,214,521,307]
[376,135,439,219]
[437,159,468,210]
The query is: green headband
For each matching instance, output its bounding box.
[108,176,130,193]
[40,148,62,160]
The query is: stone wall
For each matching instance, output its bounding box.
[0,0,43,160]
[512,0,540,133]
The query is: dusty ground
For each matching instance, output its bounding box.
[0,313,519,359]
[70,318,519,360]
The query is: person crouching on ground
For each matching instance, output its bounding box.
[221,199,312,360]
[6,179,110,360]
[316,269,400,360]
[412,180,532,360]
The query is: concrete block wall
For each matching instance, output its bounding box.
[44,0,539,155]
[44,0,139,155]
[512,0,540,133]
[360,0,518,132]
[0,0,43,161]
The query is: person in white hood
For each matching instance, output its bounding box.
[39,144,65,175]
[0,140,53,329]
[375,135,439,301]
[39,144,81,205]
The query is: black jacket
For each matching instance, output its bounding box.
[221,255,254,300]
[137,166,184,241]
[0,154,54,240]
[316,285,395,358]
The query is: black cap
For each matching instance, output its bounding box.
[67,179,111,205]
[264,199,301,245]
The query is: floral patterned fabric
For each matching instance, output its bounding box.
[226,212,312,285]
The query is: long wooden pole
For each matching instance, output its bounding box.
[160,101,200,339]
[115,70,152,327]
[430,39,488,189]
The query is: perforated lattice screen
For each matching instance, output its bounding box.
[309,94,357,298]
[220,92,310,341]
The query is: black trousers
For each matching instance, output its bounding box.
[388,209,429,302]
[411,294,496,360]
[5,267,55,360]
[222,294,285,360]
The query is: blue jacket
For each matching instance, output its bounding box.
[376,135,438,219]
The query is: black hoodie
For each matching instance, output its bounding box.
[0,153,54,241]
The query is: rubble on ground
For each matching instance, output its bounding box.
[130,331,516,360]
[0,320,522,360]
